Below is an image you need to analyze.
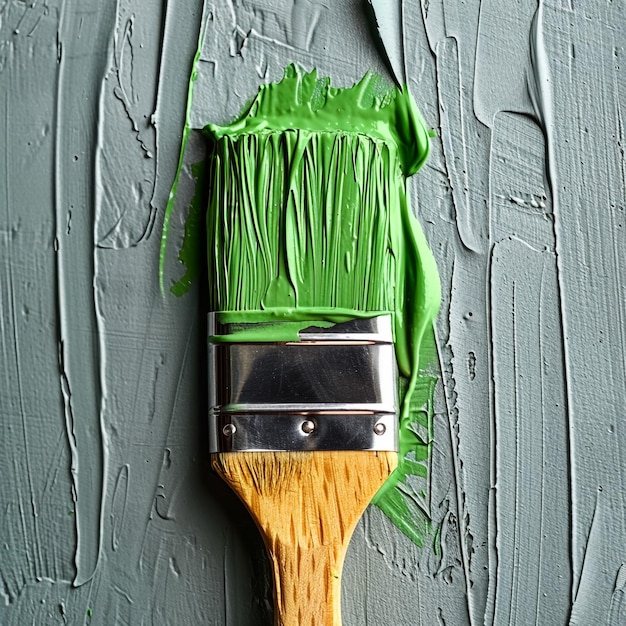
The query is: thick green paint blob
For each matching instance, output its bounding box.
[210,319,335,344]
[207,64,432,177]
[202,66,441,545]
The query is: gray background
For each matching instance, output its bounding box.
[1,0,624,624]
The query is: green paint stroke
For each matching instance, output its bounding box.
[159,18,206,294]
[373,325,439,547]
[203,65,441,546]
[170,160,206,297]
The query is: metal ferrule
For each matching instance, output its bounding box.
[208,314,398,452]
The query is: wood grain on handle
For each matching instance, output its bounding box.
[212,450,397,626]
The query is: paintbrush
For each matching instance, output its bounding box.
[204,65,436,625]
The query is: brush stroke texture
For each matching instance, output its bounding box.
[0,4,75,603]
[488,110,571,624]
[1,0,625,623]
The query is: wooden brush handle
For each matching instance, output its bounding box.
[212,450,397,626]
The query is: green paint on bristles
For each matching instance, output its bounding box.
[205,65,441,546]
[164,64,441,548]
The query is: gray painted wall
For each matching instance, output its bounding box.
[1,0,624,624]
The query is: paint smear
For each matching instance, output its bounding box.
[163,65,441,547]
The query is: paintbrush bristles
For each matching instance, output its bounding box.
[212,450,397,626]
[207,131,405,314]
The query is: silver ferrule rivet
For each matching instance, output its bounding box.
[301,420,316,434]
[222,423,236,437]
[373,422,386,436]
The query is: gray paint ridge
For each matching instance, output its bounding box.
[528,0,577,601]
[55,0,118,587]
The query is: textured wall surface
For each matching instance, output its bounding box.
[1,0,625,624]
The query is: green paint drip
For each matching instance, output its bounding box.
[373,325,439,547]
[203,66,440,545]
